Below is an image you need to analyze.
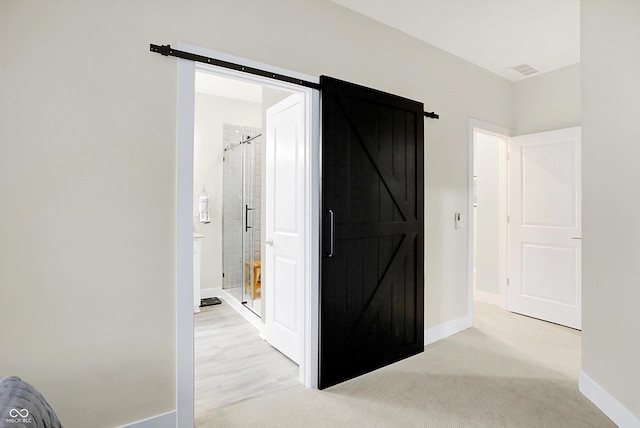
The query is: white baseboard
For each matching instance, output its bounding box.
[579,371,640,428]
[201,287,222,299]
[473,290,500,306]
[118,410,176,428]
[424,314,472,346]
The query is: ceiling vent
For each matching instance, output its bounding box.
[512,64,539,76]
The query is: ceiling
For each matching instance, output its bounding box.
[331,0,580,81]
[195,72,263,103]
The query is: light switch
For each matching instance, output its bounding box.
[454,212,465,229]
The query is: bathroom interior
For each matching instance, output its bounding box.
[192,69,300,413]
[193,69,293,316]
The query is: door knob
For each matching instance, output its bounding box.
[266,239,274,246]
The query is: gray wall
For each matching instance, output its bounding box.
[582,0,640,420]
[513,63,581,135]
[0,1,513,426]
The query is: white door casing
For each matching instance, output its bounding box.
[508,127,582,329]
[264,93,305,363]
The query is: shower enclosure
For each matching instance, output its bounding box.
[222,124,262,315]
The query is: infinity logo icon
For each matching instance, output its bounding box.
[9,408,29,418]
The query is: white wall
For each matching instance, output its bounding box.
[0,1,513,426]
[581,0,640,421]
[513,63,581,135]
[193,93,262,292]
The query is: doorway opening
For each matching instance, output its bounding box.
[193,71,292,318]
[470,123,508,310]
[176,44,320,427]
[192,67,309,416]
[468,119,583,328]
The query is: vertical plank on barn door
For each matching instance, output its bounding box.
[319,76,424,389]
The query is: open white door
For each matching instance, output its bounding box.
[264,93,305,363]
[508,127,581,329]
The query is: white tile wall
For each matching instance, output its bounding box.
[222,124,262,296]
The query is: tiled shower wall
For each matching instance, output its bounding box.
[222,124,262,290]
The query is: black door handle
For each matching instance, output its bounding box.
[245,205,254,232]
[323,209,335,258]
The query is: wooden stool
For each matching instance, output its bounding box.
[244,260,261,299]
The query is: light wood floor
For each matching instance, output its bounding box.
[194,299,299,425]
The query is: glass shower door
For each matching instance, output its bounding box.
[222,139,243,303]
[243,138,259,313]
[222,126,262,315]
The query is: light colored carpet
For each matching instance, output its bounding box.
[198,302,615,427]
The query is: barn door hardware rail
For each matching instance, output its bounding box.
[150,44,321,90]
[150,43,439,119]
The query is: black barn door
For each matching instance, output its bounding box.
[319,76,424,389]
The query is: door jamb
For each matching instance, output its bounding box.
[467,118,510,321]
[176,43,320,428]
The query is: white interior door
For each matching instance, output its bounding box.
[508,127,581,329]
[264,93,305,363]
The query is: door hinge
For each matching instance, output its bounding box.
[507,153,510,161]
[507,278,510,286]
[507,215,510,223]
